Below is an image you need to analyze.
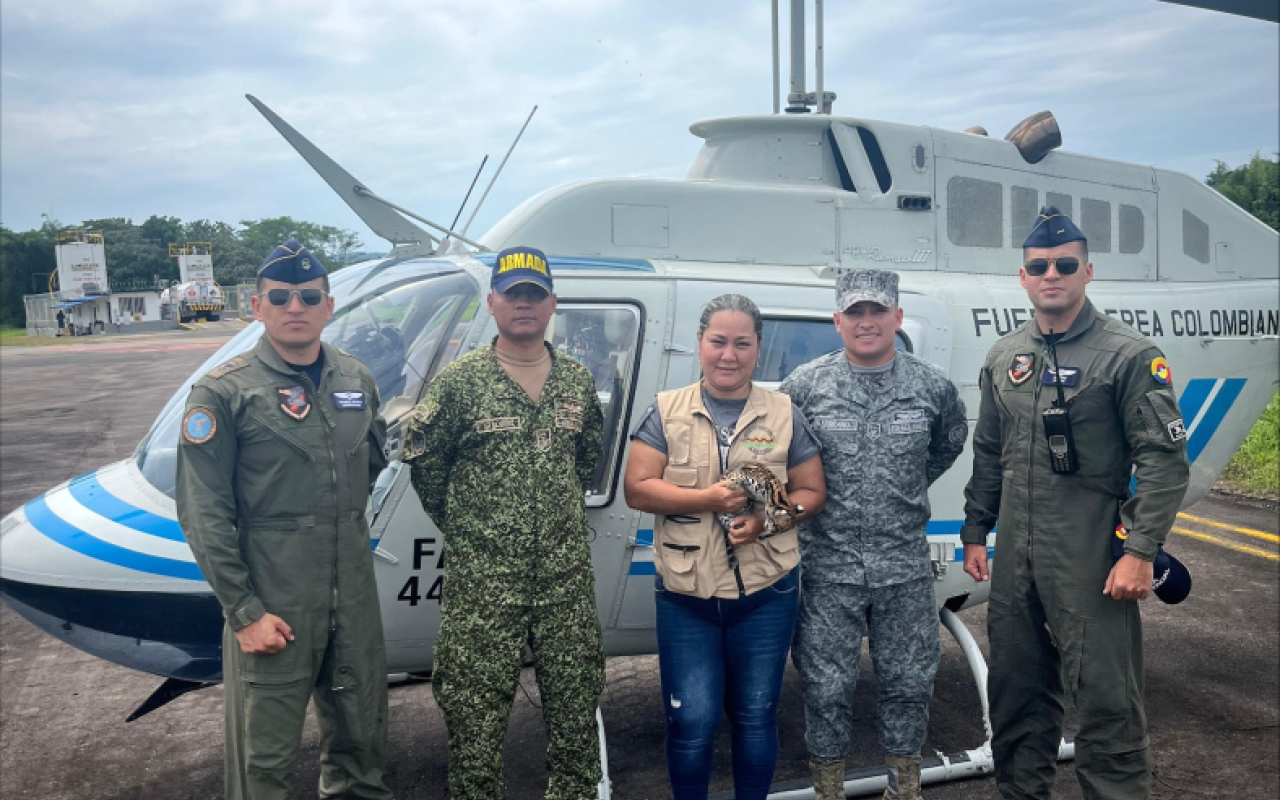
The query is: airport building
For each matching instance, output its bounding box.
[22,232,225,337]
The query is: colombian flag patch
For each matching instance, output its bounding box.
[1151,357,1172,385]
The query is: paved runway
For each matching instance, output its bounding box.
[1,332,1275,799]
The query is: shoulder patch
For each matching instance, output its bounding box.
[1150,357,1172,385]
[208,357,248,379]
[182,407,217,444]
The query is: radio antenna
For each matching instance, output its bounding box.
[460,105,538,237]
[450,154,489,232]
[1047,329,1068,409]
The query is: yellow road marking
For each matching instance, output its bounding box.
[1171,527,1279,562]
[1176,512,1279,544]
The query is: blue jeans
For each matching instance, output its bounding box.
[654,569,800,800]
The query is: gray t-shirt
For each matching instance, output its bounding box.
[630,386,821,470]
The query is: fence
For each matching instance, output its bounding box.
[236,284,255,321]
[23,293,58,337]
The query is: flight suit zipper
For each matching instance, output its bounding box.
[301,367,342,640]
[1027,346,1047,572]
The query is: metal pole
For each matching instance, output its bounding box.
[789,0,805,104]
[596,707,612,800]
[771,0,781,113]
[815,0,824,114]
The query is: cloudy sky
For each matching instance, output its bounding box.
[2,0,1276,249]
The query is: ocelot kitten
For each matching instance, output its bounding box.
[717,462,804,540]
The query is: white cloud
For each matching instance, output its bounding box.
[1,0,1275,239]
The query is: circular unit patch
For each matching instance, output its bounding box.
[183,407,217,444]
[1150,357,1172,385]
[742,426,778,456]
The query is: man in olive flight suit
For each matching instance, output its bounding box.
[781,269,968,800]
[961,208,1190,800]
[177,239,392,800]
[402,246,605,800]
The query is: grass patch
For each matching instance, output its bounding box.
[0,325,65,346]
[1219,390,1279,498]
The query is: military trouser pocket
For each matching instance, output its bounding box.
[319,664,371,751]
[240,643,305,681]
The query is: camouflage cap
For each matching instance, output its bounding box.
[835,269,899,311]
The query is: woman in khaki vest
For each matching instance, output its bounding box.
[624,294,826,800]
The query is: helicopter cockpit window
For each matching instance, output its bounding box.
[753,317,911,389]
[135,263,479,498]
[548,304,642,506]
[322,271,478,420]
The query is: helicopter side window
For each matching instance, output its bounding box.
[753,317,911,389]
[549,304,643,506]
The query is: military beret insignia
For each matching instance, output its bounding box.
[183,407,217,444]
[1150,357,1172,385]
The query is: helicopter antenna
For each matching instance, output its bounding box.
[460,105,538,238]
[449,154,489,234]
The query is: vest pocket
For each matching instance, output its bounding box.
[662,466,699,487]
[666,421,694,465]
[759,529,800,575]
[659,541,700,593]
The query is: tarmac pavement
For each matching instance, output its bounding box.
[1,329,1276,799]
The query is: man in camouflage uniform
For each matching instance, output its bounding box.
[177,239,392,800]
[402,246,605,800]
[781,269,967,800]
[961,208,1189,800]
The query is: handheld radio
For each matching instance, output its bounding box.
[1041,330,1079,474]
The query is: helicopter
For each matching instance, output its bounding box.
[2,1,1276,797]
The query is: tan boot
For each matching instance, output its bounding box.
[882,754,923,800]
[810,758,846,800]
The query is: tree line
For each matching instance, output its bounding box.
[0,216,372,328]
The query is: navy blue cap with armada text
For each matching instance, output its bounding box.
[1023,205,1087,249]
[492,246,553,294]
[258,238,328,283]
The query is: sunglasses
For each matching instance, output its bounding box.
[261,288,328,307]
[1023,257,1082,277]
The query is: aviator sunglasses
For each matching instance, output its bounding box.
[1023,256,1082,277]
[261,288,329,307]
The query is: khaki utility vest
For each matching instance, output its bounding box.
[654,383,798,599]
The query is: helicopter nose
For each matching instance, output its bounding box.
[1,467,204,584]
[0,465,223,681]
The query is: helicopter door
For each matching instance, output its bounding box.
[370,279,668,666]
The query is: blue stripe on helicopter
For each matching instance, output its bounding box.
[30,469,381,577]
[1185,379,1246,464]
[67,472,187,542]
[1177,379,1216,426]
[23,494,206,582]
[473,254,656,273]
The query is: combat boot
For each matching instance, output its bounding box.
[882,754,923,800]
[810,758,846,800]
